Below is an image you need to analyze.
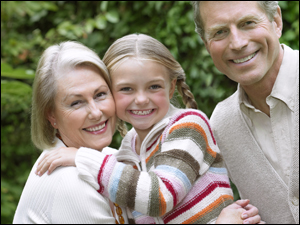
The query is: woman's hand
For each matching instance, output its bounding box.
[35,147,78,176]
[216,199,265,224]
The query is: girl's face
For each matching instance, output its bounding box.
[111,58,176,136]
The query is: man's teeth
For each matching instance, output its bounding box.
[86,123,105,132]
[131,109,152,115]
[233,52,256,63]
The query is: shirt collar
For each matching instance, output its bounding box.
[269,44,297,111]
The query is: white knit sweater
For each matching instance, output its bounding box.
[13,138,115,224]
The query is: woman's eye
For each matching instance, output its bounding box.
[71,100,81,107]
[96,92,107,98]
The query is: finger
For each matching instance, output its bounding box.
[47,158,64,175]
[243,215,261,224]
[235,199,250,208]
[37,154,61,176]
[244,204,259,217]
[36,150,60,173]
[258,220,266,224]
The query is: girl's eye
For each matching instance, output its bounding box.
[120,87,132,92]
[150,85,161,90]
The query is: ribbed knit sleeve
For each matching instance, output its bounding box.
[13,149,115,224]
[75,109,229,221]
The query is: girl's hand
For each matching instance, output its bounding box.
[216,199,265,224]
[235,199,265,224]
[35,147,78,176]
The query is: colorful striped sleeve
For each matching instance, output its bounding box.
[75,110,221,218]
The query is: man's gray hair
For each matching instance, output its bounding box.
[191,1,279,40]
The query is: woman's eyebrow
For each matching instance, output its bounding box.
[63,85,108,101]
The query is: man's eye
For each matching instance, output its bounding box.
[216,30,224,35]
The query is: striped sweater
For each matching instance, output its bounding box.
[76,105,233,224]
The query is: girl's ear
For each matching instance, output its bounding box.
[169,78,177,99]
[47,110,58,129]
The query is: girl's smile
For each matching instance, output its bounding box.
[111,58,176,139]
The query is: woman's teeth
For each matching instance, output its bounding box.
[131,109,153,115]
[86,123,105,132]
[233,52,256,64]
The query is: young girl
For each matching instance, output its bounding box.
[36,34,260,224]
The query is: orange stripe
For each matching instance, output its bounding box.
[159,188,167,216]
[146,136,162,163]
[169,122,216,158]
[183,194,233,224]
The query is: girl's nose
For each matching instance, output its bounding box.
[134,91,150,105]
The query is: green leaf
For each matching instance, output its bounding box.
[1,63,35,79]
[100,1,108,12]
[106,10,119,23]
[95,15,107,30]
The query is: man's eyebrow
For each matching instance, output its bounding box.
[206,14,259,37]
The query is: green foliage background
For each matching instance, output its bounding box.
[1,1,299,223]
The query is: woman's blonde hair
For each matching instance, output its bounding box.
[31,41,111,150]
[103,33,197,137]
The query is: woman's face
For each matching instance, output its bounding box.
[48,65,116,151]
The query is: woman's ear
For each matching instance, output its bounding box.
[47,110,58,129]
[169,78,177,99]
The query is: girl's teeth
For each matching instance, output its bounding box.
[233,52,256,63]
[131,110,152,115]
[86,123,105,132]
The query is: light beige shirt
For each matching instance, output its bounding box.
[239,44,297,185]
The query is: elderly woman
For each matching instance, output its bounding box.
[13,41,116,224]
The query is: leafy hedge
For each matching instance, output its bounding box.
[1,1,299,223]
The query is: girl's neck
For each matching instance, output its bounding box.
[134,130,148,155]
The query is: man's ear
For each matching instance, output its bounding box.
[47,110,58,129]
[201,37,210,55]
[273,6,283,38]
[169,78,177,99]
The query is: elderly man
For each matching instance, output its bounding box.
[192,1,299,224]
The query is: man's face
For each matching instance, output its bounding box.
[200,1,283,87]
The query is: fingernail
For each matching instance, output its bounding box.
[242,213,248,219]
[38,171,41,176]
[243,220,250,224]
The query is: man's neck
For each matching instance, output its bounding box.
[241,46,284,117]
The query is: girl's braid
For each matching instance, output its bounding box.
[176,77,198,110]
[116,118,128,137]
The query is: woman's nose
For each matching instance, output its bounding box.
[88,101,103,120]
